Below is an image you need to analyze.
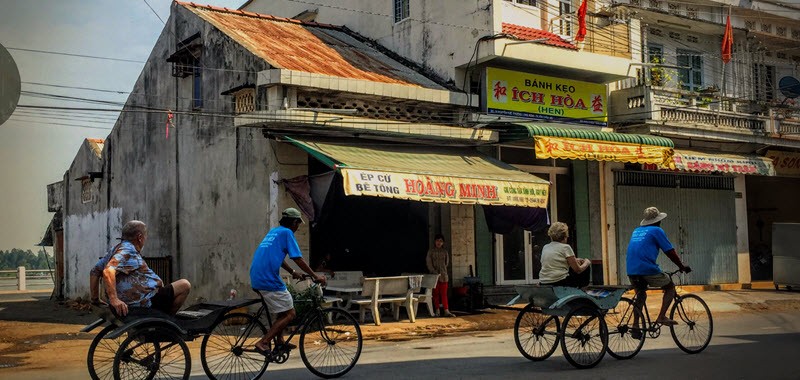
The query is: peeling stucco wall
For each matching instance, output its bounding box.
[63,208,122,297]
[450,204,476,286]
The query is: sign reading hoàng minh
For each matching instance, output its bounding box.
[486,67,607,126]
[341,169,549,208]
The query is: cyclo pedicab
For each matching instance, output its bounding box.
[511,269,713,369]
[82,276,362,380]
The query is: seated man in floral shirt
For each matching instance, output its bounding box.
[102,220,191,316]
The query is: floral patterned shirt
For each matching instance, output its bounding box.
[105,241,163,307]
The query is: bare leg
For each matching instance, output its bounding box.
[170,279,191,315]
[656,283,676,324]
[632,289,647,326]
[256,309,296,351]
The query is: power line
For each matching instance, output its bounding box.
[22,81,130,95]
[6,47,145,63]
[142,0,167,25]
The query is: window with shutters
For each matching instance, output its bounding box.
[677,49,703,91]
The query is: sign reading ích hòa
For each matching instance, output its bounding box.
[486,67,607,126]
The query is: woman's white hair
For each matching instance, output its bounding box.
[547,222,569,242]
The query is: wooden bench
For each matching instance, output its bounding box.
[350,275,421,326]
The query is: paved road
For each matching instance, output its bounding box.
[264,311,800,380]
[7,310,799,379]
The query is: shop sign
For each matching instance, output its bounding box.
[534,136,674,165]
[673,151,775,176]
[486,67,607,126]
[341,168,549,208]
[766,150,800,177]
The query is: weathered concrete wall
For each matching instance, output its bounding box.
[242,0,495,84]
[61,140,119,298]
[450,204,476,286]
[63,208,121,297]
[98,3,280,302]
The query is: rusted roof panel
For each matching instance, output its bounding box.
[502,23,578,50]
[180,2,444,89]
[86,138,104,158]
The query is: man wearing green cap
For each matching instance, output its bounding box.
[250,207,326,355]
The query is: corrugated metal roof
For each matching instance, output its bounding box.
[180,2,444,89]
[501,23,578,50]
[86,138,104,158]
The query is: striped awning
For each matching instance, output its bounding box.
[287,137,550,208]
[498,123,675,166]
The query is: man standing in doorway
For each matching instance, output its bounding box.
[251,208,326,355]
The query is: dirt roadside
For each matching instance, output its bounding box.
[1,291,799,375]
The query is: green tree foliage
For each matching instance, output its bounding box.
[0,248,54,270]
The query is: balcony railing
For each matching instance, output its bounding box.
[610,85,770,133]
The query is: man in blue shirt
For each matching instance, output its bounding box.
[251,208,325,355]
[99,220,192,316]
[626,207,691,326]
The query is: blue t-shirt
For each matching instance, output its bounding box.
[626,226,674,276]
[250,226,303,291]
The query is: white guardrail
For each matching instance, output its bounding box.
[0,267,54,291]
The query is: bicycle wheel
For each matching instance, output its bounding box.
[88,325,126,380]
[113,326,190,380]
[560,306,608,369]
[605,297,646,360]
[300,307,363,379]
[670,294,713,354]
[201,313,268,380]
[513,304,560,361]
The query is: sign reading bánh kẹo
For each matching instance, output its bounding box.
[486,67,607,126]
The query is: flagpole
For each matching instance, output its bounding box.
[718,6,732,126]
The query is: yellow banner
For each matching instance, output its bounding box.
[486,67,608,126]
[341,169,549,208]
[534,136,674,166]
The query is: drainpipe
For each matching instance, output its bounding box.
[599,161,609,285]
[173,14,182,280]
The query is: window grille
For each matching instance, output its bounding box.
[777,26,787,37]
[81,179,93,204]
[394,0,409,23]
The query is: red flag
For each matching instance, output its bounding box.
[576,0,588,42]
[721,14,733,63]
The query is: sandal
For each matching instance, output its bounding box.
[655,318,678,326]
[254,343,272,357]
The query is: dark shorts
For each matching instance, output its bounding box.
[150,283,175,314]
[628,273,673,291]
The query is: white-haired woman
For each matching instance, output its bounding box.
[539,222,590,287]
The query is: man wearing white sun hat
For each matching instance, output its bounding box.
[626,207,691,327]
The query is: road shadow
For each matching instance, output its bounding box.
[0,294,95,324]
[202,331,800,380]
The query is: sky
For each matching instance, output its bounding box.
[0,0,242,252]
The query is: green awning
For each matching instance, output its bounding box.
[499,123,675,148]
[287,137,550,208]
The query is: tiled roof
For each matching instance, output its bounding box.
[179,2,444,89]
[501,23,577,50]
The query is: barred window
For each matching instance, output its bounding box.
[394,0,410,23]
[81,179,93,204]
